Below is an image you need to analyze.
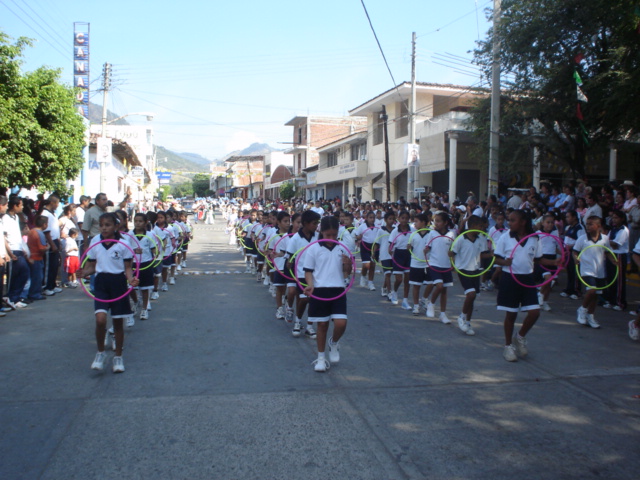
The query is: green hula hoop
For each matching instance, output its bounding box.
[407,228,431,263]
[287,244,309,287]
[371,232,392,271]
[134,233,161,271]
[575,244,618,290]
[450,229,496,278]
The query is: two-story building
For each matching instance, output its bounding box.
[225,156,264,200]
[284,116,367,200]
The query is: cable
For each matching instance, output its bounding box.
[20,0,69,48]
[418,0,492,38]
[359,0,400,92]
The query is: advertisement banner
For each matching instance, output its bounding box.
[405,143,420,166]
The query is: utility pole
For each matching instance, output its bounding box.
[487,0,501,197]
[99,62,112,193]
[246,158,252,201]
[382,106,391,202]
[408,31,417,201]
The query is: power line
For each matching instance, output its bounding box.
[359,0,399,89]
[418,0,492,38]
[19,0,69,48]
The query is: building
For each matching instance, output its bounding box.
[263,151,293,200]
[284,116,367,199]
[347,82,484,203]
[224,156,264,199]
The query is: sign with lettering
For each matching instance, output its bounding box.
[131,166,145,178]
[73,23,90,119]
[338,163,356,176]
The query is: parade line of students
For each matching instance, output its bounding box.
[80,209,192,374]
[227,205,638,371]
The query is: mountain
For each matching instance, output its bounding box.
[155,145,209,173]
[219,143,281,162]
[87,102,130,125]
[179,152,212,167]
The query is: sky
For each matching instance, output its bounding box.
[1,0,494,161]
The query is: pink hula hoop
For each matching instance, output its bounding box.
[79,239,140,303]
[508,232,565,289]
[389,230,412,271]
[424,234,454,273]
[359,226,379,251]
[293,238,356,301]
[272,233,295,281]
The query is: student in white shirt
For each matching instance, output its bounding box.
[603,210,628,311]
[377,211,396,298]
[303,215,353,373]
[407,213,430,315]
[354,211,379,291]
[574,216,617,329]
[494,210,558,362]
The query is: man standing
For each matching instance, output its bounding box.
[3,197,30,308]
[81,193,108,245]
[41,194,62,296]
[75,195,91,253]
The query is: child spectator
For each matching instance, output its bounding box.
[26,215,49,301]
[65,228,80,288]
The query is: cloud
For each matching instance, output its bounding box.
[225,131,262,153]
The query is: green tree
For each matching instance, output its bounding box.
[159,185,171,202]
[472,0,640,178]
[279,182,296,200]
[192,173,211,197]
[0,32,85,192]
[172,182,194,198]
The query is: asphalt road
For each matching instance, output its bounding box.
[1,217,639,479]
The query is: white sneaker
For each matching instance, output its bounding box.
[412,304,420,315]
[275,306,285,319]
[457,314,469,333]
[112,356,125,373]
[576,306,587,325]
[390,292,398,305]
[559,291,569,297]
[250,266,256,275]
[360,276,367,287]
[292,322,302,337]
[512,334,528,357]
[146,302,152,311]
[305,325,317,339]
[503,345,518,362]
[176,265,182,272]
[586,314,600,329]
[140,309,148,320]
[465,322,475,335]
[151,291,160,300]
[426,302,435,318]
[91,351,106,370]
[263,276,270,286]
[401,299,411,310]
[285,308,294,323]
[169,277,176,285]
[628,320,640,341]
[537,291,544,306]
[542,302,551,312]
[161,283,168,292]
[368,281,376,291]
[126,316,135,328]
[181,261,186,268]
[440,312,451,324]
[53,287,63,293]
[43,289,55,296]
[312,357,330,372]
[328,338,340,363]
[381,287,388,297]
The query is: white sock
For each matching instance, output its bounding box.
[317,352,326,360]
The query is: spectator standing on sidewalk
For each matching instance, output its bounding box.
[3,196,30,308]
[40,194,62,296]
[75,195,91,254]
[58,204,78,287]
[26,215,50,301]
[0,196,10,316]
[81,193,108,246]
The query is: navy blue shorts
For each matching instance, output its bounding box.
[381,259,393,274]
[428,267,453,286]
[272,270,289,286]
[392,249,410,274]
[360,242,378,263]
[308,287,347,322]
[409,267,427,285]
[497,273,539,312]
[137,261,155,289]
[581,275,606,293]
[457,269,480,294]
[94,272,132,318]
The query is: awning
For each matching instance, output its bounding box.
[420,133,446,173]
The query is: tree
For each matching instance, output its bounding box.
[279,182,296,200]
[0,32,86,193]
[471,0,640,178]
[192,173,212,197]
[171,182,193,198]
[159,185,171,202]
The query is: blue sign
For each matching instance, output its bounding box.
[73,23,90,119]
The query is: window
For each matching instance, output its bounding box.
[351,143,367,161]
[395,101,409,138]
[373,111,384,145]
[297,127,302,145]
[327,151,338,168]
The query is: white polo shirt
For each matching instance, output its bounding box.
[287,230,318,278]
[451,234,488,271]
[303,242,350,288]
[389,226,414,252]
[538,229,561,256]
[608,226,629,255]
[573,233,610,278]
[409,230,430,268]
[152,225,171,256]
[128,230,155,263]
[86,234,133,274]
[377,226,393,262]
[354,223,379,243]
[495,232,542,275]
[337,226,357,254]
[425,229,455,269]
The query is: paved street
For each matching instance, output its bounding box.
[1,218,639,480]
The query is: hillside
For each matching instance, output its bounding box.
[155,146,209,173]
[179,152,212,167]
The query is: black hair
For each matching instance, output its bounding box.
[384,211,396,220]
[610,209,627,225]
[276,210,290,222]
[98,212,122,237]
[301,209,321,225]
[34,215,48,228]
[434,211,454,230]
[8,196,22,210]
[134,212,151,231]
[320,215,340,232]
[146,211,158,225]
[68,228,79,237]
[288,213,301,234]
[414,212,429,225]
[364,210,375,227]
[510,209,534,235]
[467,215,484,230]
